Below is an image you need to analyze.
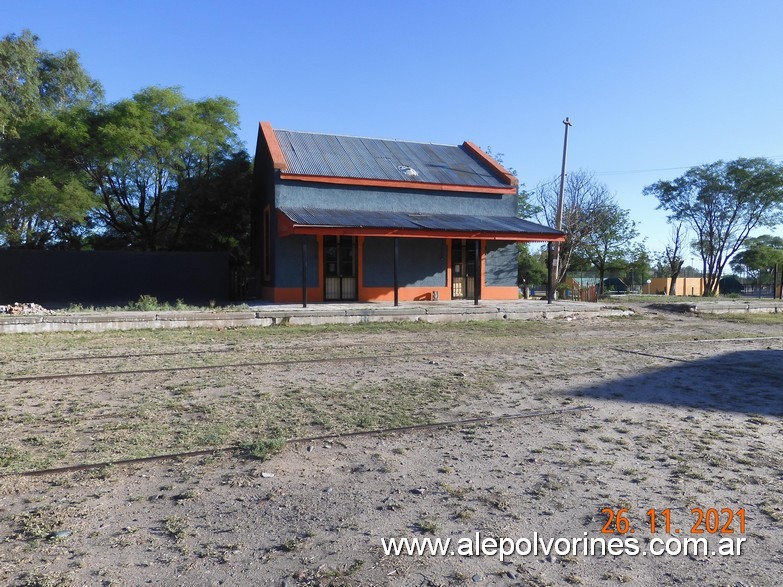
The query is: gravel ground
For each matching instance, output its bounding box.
[1,307,781,586]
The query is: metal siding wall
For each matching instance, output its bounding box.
[484,241,518,286]
[0,250,229,306]
[363,238,446,287]
[276,182,515,216]
[274,235,319,288]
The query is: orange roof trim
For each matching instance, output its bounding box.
[462,141,519,188]
[260,121,287,171]
[277,173,517,195]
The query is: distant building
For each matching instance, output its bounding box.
[650,277,708,296]
[251,123,564,303]
[602,277,628,293]
[718,276,743,295]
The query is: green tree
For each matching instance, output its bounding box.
[644,158,783,296]
[0,30,102,138]
[175,151,254,263]
[70,87,242,250]
[730,235,783,286]
[579,203,638,294]
[0,30,103,248]
[624,241,653,291]
[0,173,97,247]
[517,243,547,287]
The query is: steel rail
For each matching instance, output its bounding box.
[36,338,446,363]
[7,333,781,382]
[3,405,593,478]
[6,350,478,382]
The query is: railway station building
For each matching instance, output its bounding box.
[251,122,564,304]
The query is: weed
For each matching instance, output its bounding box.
[239,437,286,461]
[172,489,199,503]
[415,517,439,534]
[23,570,72,587]
[281,535,308,552]
[14,508,65,540]
[128,294,168,311]
[162,515,188,541]
[760,500,782,522]
[441,483,471,499]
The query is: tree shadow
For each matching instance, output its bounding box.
[574,349,783,417]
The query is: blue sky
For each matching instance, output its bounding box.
[7,0,783,259]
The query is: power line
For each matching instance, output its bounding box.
[595,156,783,177]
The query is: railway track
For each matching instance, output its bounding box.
[2,406,593,478]
[5,334,779,382]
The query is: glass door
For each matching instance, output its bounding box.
[451,239,477,299]
[324,236,357,300]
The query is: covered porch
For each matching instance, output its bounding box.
[275,207,564,307]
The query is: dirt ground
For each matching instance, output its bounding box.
[0,306,781,586]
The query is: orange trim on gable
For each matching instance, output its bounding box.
[462,141,519,188]
[278,173,517,195]
[260,122,287,171]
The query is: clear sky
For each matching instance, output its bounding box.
[7,0,783,258]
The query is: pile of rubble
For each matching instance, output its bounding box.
[0,302,54,315]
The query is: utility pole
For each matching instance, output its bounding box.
[548,117,571,304]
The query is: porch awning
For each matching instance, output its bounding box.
[277,207,564,242]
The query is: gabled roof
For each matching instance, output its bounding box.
[259,122,517,195]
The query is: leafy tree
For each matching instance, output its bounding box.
[517,243,547,287]
[534,169,615,284]
[644,158,783,296]
[623,241,653,291]
[175,151,254,263]
[0,30,102,138]
[730,235,783,285]
[0,30,103,248]
[67,87,242,250]
[0,173,97,247]
[579,203,638,294]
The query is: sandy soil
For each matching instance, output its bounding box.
[1,307,781,586]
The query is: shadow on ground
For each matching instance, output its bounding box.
[574,349,783,416]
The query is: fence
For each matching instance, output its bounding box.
[0,249,230,308]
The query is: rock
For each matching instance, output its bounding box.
[410,487,426,495]
[2,302,53,315]
[472,574,483,582]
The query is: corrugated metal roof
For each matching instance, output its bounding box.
[274,129,507,188]
[279,207,562,236]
